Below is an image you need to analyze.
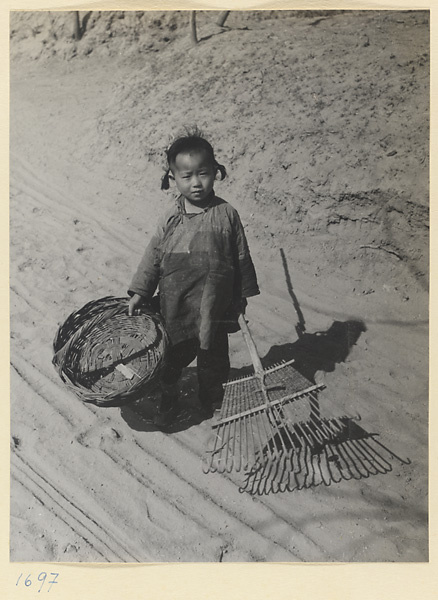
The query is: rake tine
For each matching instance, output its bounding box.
[324,444,343,483]
[202,438,218,473]
[326,442,350,481]
[369,435,411,465]
[365,437,395,471]
[260,452,275,495]
[202,454,214,474]
[266,404,289,457]
[316,416,340,443]
[224,421,236,473]
[309,440,320,488]
[283,451,294,491]
[318,446,333,486]
[308,392,343,435]
[332,447,353,481]
[285,449,296,489]
[298,423,317,475]
[265,407,286,462]
[302,419,321,448]
[247,420,256,468]
[255,411,272,467]
[270,456,283,494]
[239,413,246,472]
[297,446,307,490]
[249,463,262,496]
[343,439,372,478]
[332,415,350,434]
[347,437,381,476]
[203,426,224,473]
[242,415,250,471]
[303,440,314,488]
[356,438,392,473]
[234,415,243,473]
[335,428,370,478]
[270,451,285,494]
[248,414,258,468]
[242,400,251,466]
[251,459,265,494]
[246,414,258,470]
[292,450,303,491]
[326,415,347,439]
[209,429,223,474]
[215,424,231,474]
[253,410,268,466]
[293,426,311,487]
[231,416,240,472]
[321,418,343,439]
[262,456,276,495]
[222,421,234,473]
[305,397,334,443]
[289,443,299,478]
[295,421,315,449]
[310,417,333,446]
[314,448,325,487]
[265,422,286,493]
[276,453,288,493]
[325,442,353,481]
[291,426,304,473]
[336,442,362,480]
[271,404,298,456]
[308,392,321,420]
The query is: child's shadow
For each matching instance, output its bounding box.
[260,319,367,385]
[226,319,366,389]
[119,367,206,434]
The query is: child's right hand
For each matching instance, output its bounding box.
[128,293,145,316]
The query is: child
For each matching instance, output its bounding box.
[128,132,259,427]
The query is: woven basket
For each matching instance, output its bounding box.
[53,296,169,406]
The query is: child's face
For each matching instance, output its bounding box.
[171,150,216,204]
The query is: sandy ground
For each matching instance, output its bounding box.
[10,10,428,562]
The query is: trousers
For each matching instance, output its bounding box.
[160,328,230,408]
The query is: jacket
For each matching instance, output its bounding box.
[129,192,259,349]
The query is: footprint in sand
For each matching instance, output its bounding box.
[76,426,123,449]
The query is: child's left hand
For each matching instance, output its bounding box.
[233,297,248,315]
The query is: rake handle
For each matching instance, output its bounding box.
[238,313,264,377]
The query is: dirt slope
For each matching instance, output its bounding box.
[10,10,428,562]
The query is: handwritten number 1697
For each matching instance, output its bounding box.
[16,572,59,592]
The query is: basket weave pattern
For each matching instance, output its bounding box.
[53,296,169,406]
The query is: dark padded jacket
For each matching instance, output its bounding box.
[129,192,259,349]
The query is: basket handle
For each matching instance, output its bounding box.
[237,313,264,377]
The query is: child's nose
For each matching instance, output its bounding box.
[192,176,202,188]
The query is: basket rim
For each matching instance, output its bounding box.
[53,296,169,405]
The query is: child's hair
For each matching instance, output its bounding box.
[161,131,227,190]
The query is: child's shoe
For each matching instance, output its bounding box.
[153,387,179,429]
[198,400,222,420]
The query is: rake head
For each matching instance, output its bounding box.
[203,360,326,474]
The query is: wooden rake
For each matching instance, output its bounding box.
[203,315,326,474]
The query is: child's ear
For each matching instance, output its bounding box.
[168,173,175,181]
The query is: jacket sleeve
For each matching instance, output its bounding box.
[231,208,260,299]
[128,211,171,299]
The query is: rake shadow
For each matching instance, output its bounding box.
[238,416,411,496]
